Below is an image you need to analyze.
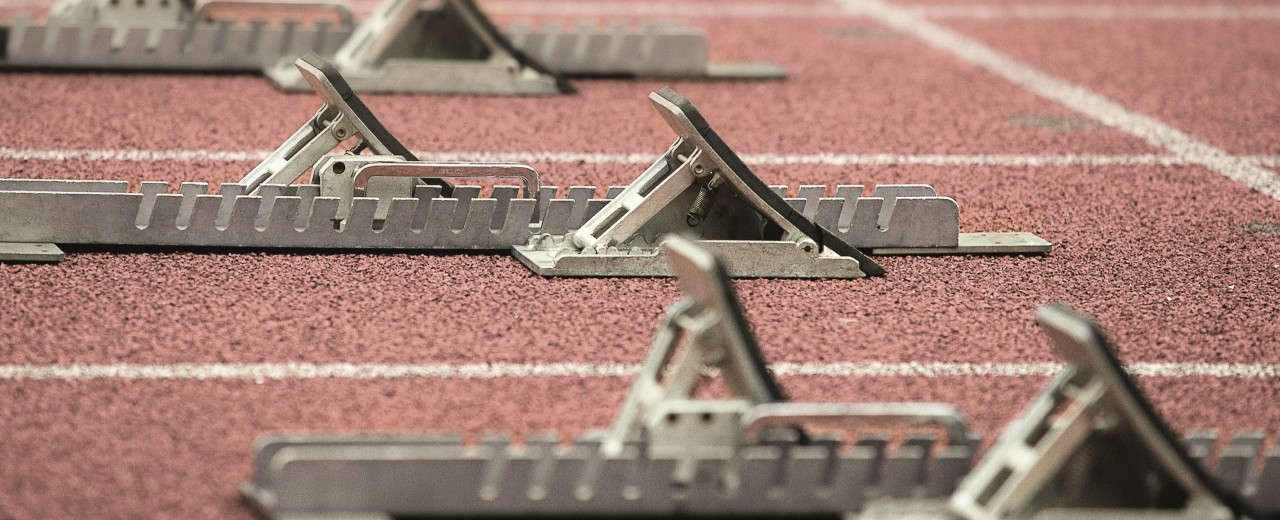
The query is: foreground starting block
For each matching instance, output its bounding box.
[242,238,1280,519]
[242,236,977,518]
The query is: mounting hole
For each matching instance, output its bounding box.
[334,127,348,139]
[331,162,346,174]
[700,412,714,424]
[693,163,705,174]
[665,413,679,425]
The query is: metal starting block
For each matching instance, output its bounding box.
[4,0,783,90]
[0,0,355,70]
[512,87,1049,278]
[0,55,1046,274]
[241,236,978,519]
[262,0,784,94]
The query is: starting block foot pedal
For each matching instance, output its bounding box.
[949,304,1277,520]
[513,87,885,279]
[265,0,572,95]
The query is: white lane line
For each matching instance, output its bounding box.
[844,0,1280,201]
[912,4,1280,20]
[1,361,1276,381]
[481,2,1280,20]
[7,147,1278,168]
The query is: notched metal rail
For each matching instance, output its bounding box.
[0,180,988,253]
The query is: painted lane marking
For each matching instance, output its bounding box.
[482,2,1280,20]
[842,0,1280,201]
[0,361,1276,381]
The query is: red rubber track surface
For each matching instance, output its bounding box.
[0,1,1278,518]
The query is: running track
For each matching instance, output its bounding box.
[0,0,1278,517]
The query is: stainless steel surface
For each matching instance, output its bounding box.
[0,242,63,262]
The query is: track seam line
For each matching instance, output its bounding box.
[4,147,1277,168]
[0,361,1276,381]
[841,0,1280,201]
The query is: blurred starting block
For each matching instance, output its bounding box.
[242,236,976,518]
[2,0,784,94]
[263,0,785,94]
[241,238,1280,519]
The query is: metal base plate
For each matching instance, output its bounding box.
[870,232,1051,255]
[0,242,64,262]
[513,238,868,278]
[243,431,973,520]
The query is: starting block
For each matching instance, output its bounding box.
[511,87,1048,278]
[2,0,783,93]
[0,55,1047,279]
[263,0,784,94]
[241,236,978,519]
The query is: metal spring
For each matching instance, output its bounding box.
[686,174,723,227]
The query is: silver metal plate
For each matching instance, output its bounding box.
[870,232,1052,255]
[513,238,867,278]
[0,242,63,262]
